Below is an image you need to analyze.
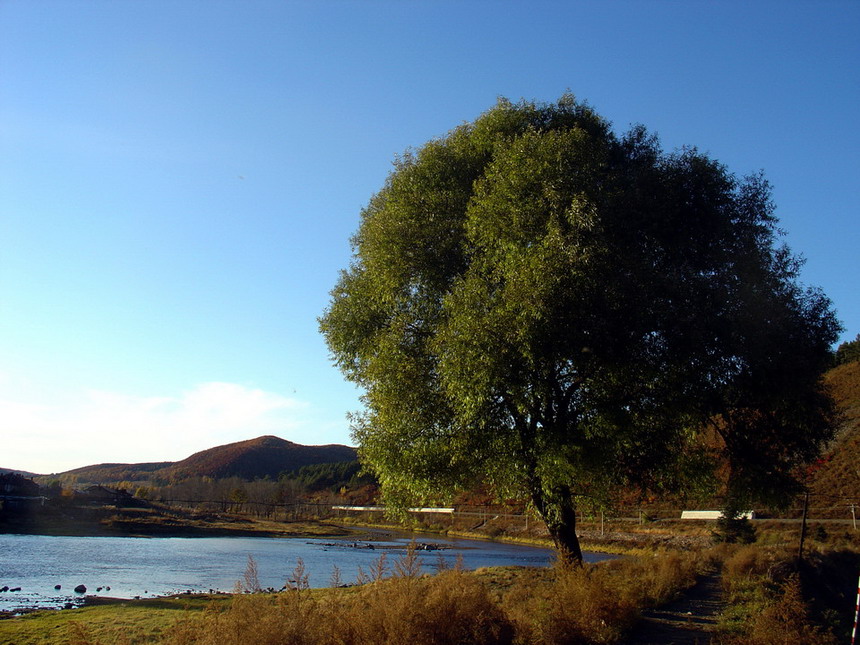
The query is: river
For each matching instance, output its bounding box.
[0,531,612,612]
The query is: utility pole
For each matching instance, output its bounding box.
[850,503,857,531]
[797,491,809,565]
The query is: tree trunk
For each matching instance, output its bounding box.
[532,484,584,566]
[546,512,584,565]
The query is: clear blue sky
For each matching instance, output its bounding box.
[2,1,858,474]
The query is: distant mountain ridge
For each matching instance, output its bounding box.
[163,435,357,480]
[35,436,357,484]
[0,468,40,478]
[19,359,857,499]
[58,461,174,482]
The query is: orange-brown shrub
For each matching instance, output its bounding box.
[721,545,780,596]
[162,552,512,645]
[611,550,700,608]
[504,563,638,644]
[162,548,703,645]
[503,552,699,644]
[741,575,837,645]
[340,570,513,645]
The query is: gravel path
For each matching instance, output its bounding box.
[625,568,724,644]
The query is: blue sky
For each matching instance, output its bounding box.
[1,1,858,474]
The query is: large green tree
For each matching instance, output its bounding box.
[320,96,840,563]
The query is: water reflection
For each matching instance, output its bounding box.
[0,531,609,612]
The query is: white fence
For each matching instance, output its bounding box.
[331,505,454,514]
[680,510,755,520]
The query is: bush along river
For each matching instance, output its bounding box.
[0,531,614,613]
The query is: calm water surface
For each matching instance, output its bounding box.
[0,531,610,612]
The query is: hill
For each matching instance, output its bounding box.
[54,461,173,483]
[0,467,40,477]
[45,436,357,485]
[162,435,357,480]
[810,359,860,501]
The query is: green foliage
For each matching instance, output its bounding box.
[713,518,757,545]
[229,487,248,504]
[834,333,860,366]
[320,95,841,561]
[279,460,375,492]
[713,498,757,544]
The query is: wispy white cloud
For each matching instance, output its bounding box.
[1,382,313,474]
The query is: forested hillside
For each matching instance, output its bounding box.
[41,436,356,485]
[162,435,356,480]
[810,358,860,500]
[54,461,173,483]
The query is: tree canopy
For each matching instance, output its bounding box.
[320,96,841,562]
[834,333,860,367]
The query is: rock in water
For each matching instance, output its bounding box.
[74,584,87,594]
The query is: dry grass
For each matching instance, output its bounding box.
[716,544,790,638]
[811,360,860,501]
[161,570,512,645]
[723,574,838,645]
[614,550,701,608]
[720,544,777,599]
[158,544,513,645]
[24,545,707,645]
[503,563,638,644]
[745,575,838,645]
[503,550,701,645]
[152,545,703,645]
[716,544,855,644]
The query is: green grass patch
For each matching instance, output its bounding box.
[0,596,229,645]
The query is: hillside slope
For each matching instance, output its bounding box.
[163,435,357,480]
[45,436,357,484]
[810,360,860,500]
[0,468,40,477]
[55,461,173,482]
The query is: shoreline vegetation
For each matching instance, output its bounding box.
[0,495,716,552]
[3,542,856,644]
[2,508,858,644]
[0,501,360,540]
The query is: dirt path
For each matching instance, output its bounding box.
[625,568,724,644]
